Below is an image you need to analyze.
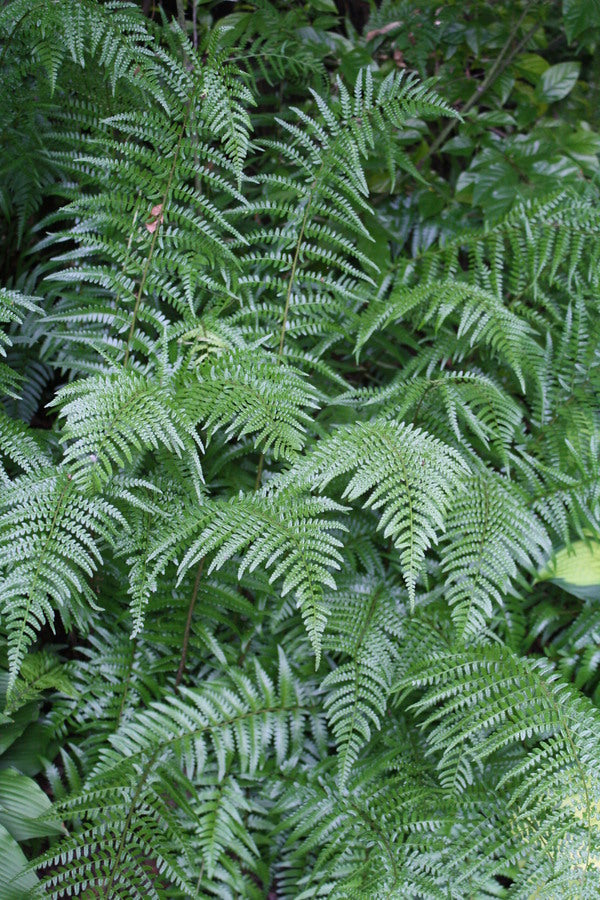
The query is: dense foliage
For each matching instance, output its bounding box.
[1,0,600,896]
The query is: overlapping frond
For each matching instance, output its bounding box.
[180,347,321,459]
[397,644,600,889]
[279,418,467,603]
[35,652,315,897]
[1,1,600,896]
[0,469,124,690]
[441,474,549,640]
[178,492,345,661]
[51,371,202,491]
[321,576,404,783]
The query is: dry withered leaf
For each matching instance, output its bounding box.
[365,21,403,42]
[145,202,164,233]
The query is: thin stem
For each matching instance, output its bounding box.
[116,191,142,313]
[116,638,137,726]
[419,7,542,167]
[123,102,192,367]
[192,0,198,50]
[175,0,186,31]
[175,557,205,688]
[255,186,319,489]
[254,453,264,491]
[195,860,205,896]
[102,750,158,898]
[277,201,312,359]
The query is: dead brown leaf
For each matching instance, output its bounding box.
[365,21,403,42]
[145,203,164,233]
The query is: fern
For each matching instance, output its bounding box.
[0,469,124,691]
[441,473,549,640]
[1,1,600,896]
[34,651,316,897]
[177,492,345,662]
[321,575,404,783]
[50,370,203,491]
[179,346,321,460]
[278,418,467,604]
[397,643,600,890]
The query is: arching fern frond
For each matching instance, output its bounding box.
[0,0,162,97]
[278,418,467,604]
[441,474,549,641]
[0,469,124,690]
[0,412,51,484]
[0,289,42,397]
[192,770,260,880]
[357,280,542,391]
[232,67,456,368]
[336,369,524,459]
[178,493,346,662]
[179,347,321,460]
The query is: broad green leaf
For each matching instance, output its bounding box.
[538,539,600,600]
[0,823,38,899]
[563,0,600,42]
[536,62,580,103]
[308,0,338,10]
[514,53,549,82]
[0,721,56,777]
[0,769,64,840]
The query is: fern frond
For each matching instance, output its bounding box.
[322,576,404,783]
[441,474,549,640]
[279,418,467,604]
[50,371,202,491]
[193,771,260,879]
[398,644,600,880]
[36,652,317,897]
[178,493,345,663]
[179,347,321,460]
[357,279,542,391]
[0,469,124,689]
[0,288,42,396]
[337,369,523,458]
